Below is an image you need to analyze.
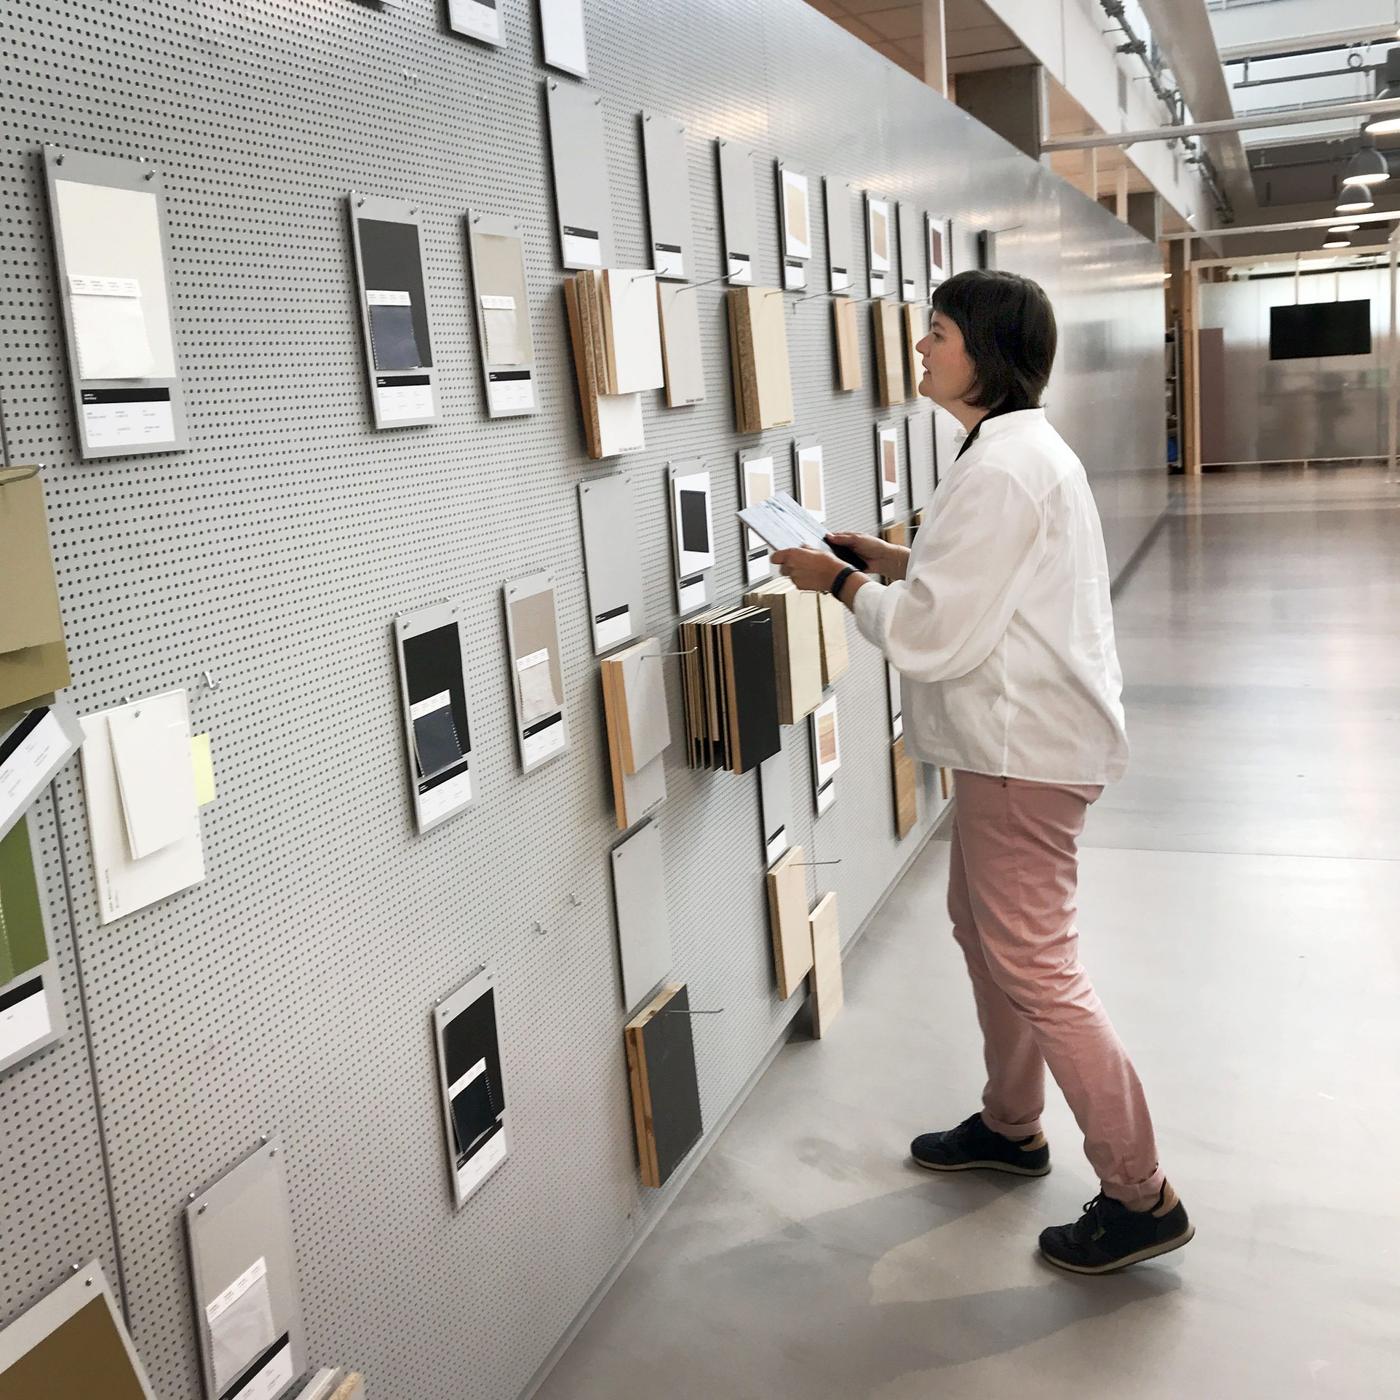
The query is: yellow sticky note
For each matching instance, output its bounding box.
[190,733,216,806]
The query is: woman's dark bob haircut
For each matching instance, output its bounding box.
[929,269,1056,412]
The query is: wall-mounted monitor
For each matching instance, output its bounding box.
[1269,300,1371,359]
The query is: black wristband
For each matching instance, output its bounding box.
[830,565,856,599]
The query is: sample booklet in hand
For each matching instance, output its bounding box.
[736,492,834,555]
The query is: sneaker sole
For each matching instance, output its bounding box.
[1039,1223,1196,1275]
[910,1155,1051,1178]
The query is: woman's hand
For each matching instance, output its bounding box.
[770,547,845,594]
[827,531,910,581]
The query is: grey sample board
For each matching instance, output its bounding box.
[432,965,508,1208]
[716,139,757,285]
[544,79,615,270]
[540,0,589,77]
[348,194,438,429]
[393,601,476,833]
[42,146,185,458]
[184,1138,306,1400]
[446,0,503,45]
[502,573,568,774]
[823,177,854,295]
[0,1259,156,1398]
[777,162,811,292]
[578,472,646,655]
[0,812,66,1076]
[866,192,893,298]
[898,201,919,302]
[641,111,693,280]
[668,461,714,617]
[466,212,536,418]
[757,746,791,867]
[610,818,671,1013]
[738,450,775,584]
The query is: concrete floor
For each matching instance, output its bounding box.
[536,467,1400,1399]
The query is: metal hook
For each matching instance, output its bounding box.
[642,648,696,658]
[662,1007,725,1016]
[202,669,220,691]
[628,270,658,285]
[675,272,733,294]
[787,860,842,867]
[790,288,838,307]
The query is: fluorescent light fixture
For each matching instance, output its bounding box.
[1343,145,1390,185]
[1328,223,1361,233]
[1336,182,1375,212]
[1321,237,1351,249]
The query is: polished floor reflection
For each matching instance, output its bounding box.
[535,467,1400,1400]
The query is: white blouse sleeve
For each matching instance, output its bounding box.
[852,466,1045,683]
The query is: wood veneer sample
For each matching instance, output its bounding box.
[834,296,862,391]
[625,982,703,1187]
[603,637,671,775]
[808,892,843,1038]
[874,298,906,406]
[728,287,793,431]
[904,301,928,388]
[766,846,813,999]
[816,593,849,686]
[602,659,666,828]
[658,280,706,407]
[892,734,918,839]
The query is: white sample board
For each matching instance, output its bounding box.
[823,178,854,295]
[641,110,694,280]
[810,692,841,815]
[393,601,476,833]
[927,212,950,289]
[602,268,664,394]
[716,139,757,285]
[0,703,83,843]
[778,162,811,291]
[43,146,185,457]
[80,689,205,925]
[794,441,826,523]
[876,421,901,523]
[866,193,892,298]
[185,1138,306,1400]
[466,212,537,418]
[738,451,776,584]
[433,965,509,1208]
[898,200,919,302]
[757,747,791,867]
[610,818,672,1012]
[545,79,615,270]
[539,0,587,76]
[502,573,569,774]
[668,462,714,616]
[447,0,503,44]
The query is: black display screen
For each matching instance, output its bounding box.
[1269,300,1371,360]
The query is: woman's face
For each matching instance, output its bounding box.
[915,311,977,410]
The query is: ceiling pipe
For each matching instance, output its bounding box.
[1164,209,1400,241]
[1219,24,1400,65]
[1042,95,1400,150]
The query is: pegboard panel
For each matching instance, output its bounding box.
[0,3,1166,1399]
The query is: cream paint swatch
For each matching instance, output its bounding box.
[782,168,811,260]
[54,179,176,378]
[797,446,825,520]
[474,230,532,366]
[107,697,200,859]
[808,892,843,1038]
[868,198,891,270]
[70,288,154,380]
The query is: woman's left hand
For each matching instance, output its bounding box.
[770,547,845,594]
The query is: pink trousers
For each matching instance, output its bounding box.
[949,771,1165,1207]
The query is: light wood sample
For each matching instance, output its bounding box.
[808,891,843,1037]
[892,734,918,839]
[834,296,862,391]
[874,298,906,406]
[766,845,814,999]
[816,592,849,686]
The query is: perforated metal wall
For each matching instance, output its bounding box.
[0,3,1165,1398]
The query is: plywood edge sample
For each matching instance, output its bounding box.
[808,891,843,1037]
[892,733,918,839]
[766,845,813,999]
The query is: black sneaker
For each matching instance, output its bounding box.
[1038,1184,1194,1274]
[910,1113,1051,1177]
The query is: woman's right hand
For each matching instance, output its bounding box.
[827,530,909,581]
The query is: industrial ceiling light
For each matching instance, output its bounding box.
[1365,48,1400,135]
[1321,236,1351,249]
[1327,223,1361,233]
[1343,145,1390,185]
[1336,181,1375,212]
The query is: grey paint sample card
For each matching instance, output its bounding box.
[823,177,853,295]
[43,146,187,458]
[545,79,615,270]
[757,746,791,867]
[185,1138,306,1400]
[466,211,536,418]
[641,111,694,280]
[610,818,671,1012]
[578,473,645,655]
[716,139,758,285]
[502,573,568,774]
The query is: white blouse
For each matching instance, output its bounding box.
[852,408,1130,785]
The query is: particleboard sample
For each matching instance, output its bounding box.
[564,270,644,458]
[808,891,843,1037]
[766,845,813,999]
[625,982,703,1188]
[816,592,849,686]
[873,298,906,406]
[727,286,793,432]
[833,296,861,391]
[892,734,918,838]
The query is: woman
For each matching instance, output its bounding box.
[771,269,1192,1275]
